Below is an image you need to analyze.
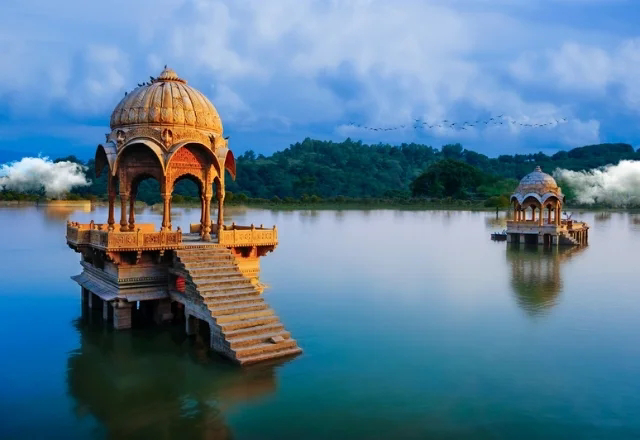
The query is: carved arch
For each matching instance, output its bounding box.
[130,172,163,198]
[114,141,166,194]
[167,142,221,178]
[166,143,225,197]
[113,138,166,176]
[171,172,205,196]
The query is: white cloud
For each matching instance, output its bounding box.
[511,38,640,110]
[0,0,636,152]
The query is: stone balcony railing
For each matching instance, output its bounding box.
[66,222,182,251]
[218,223,278,247]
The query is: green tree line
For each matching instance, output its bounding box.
[2,139,638,207]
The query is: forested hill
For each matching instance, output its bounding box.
[225,138,639,199]
[2,138,639,204]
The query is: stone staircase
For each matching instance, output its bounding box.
[173,246,301,365]
[559,232,580,245]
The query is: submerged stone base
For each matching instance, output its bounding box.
[505,220,589,247]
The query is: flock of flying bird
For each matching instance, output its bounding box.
[346,115,569,132]
[122,76,569,134]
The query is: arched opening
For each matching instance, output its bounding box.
[521,196,542,224]
[542,196,562,226]
[113,142,165,232]
[125,173,162,230]
[511,198,523,222]
[166,143,221,240]
[170,173,204,234]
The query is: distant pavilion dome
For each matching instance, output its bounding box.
[511,166,564,205]
[110,67,223,134]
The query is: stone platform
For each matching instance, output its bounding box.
[505,219,589,246]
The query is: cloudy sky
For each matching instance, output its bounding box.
[1,0,640,160]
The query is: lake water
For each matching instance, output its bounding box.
[1,205,640,439]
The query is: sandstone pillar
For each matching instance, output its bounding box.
[216,188,225,232]
[113,300,133,330]
[107,177,116,231]
[128,194,136,231]
[200,195,206,236]
[185,313,197,336]
[202,193,212,241]
[154,299,174,325]
[538,205,543,226]
[119,192,129,232]
[88,292,102,310]
[161,192,171,231]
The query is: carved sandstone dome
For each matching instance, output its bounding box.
[511,166,564,204]
[110,67,223,134]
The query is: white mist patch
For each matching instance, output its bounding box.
[554,160,640,206]
[0,156,90,197]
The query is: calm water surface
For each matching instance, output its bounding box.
[1,206,640,439]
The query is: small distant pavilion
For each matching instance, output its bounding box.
[506,166,589,246]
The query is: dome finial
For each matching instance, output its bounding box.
[155,66,186,83]
[534,165,542,172]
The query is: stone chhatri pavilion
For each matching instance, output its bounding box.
[506,166,589,246]
[66,68,301,365]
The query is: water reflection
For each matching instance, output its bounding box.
[507,244,585,316]
[41,204,92,223]
[485,213,508,229]
[594,212,612,223]
[67,318,280,439]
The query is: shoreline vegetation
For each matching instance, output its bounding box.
[2,138,640,210]
[4,198,640,213]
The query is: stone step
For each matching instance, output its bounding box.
[193,275,251,286]
[197,283,257,295]
[208,302,269,316]
[218,315,280,331]
[180,261,236,270]
[204,295,264,307]
[214,308,274,324]
[179,255,235,264]
[188,268,241,277]
[222,322,285,339]
[180,259,237,269]
[234,338,298,358]
[195,281,253,291]
[200,288,260,301]
[226,330,291,349]
[237,346,302,366]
